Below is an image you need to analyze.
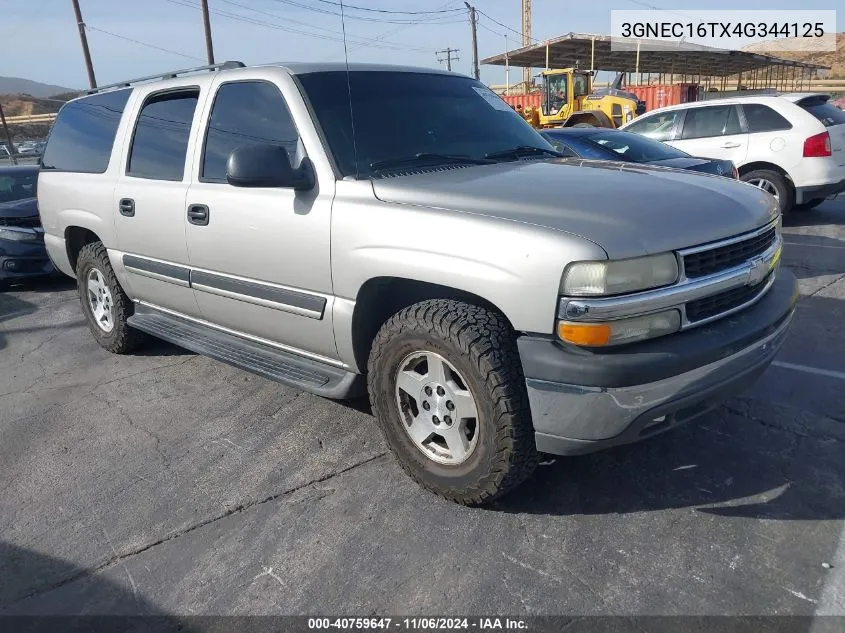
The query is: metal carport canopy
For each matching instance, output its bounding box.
[480,32,829,76]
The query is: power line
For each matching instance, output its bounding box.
[215,0,431,50]
[311,0,464,14]
[86,25,207,61]
[265,0,466,24]
[475,9,538,43]
[164,0,435,52]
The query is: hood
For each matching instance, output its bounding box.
[371,159,777,259]
[0,197,38,219]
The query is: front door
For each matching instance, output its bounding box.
[669,104,749,165]
[185,76,337,361]
[114,88,203,317]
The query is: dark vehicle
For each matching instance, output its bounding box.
[542,128,739,178]
[0,165,53,287]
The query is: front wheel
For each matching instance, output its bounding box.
[368,299,538,505]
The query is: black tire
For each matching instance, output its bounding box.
[793,197,825,211]
[76,241,144,354]
[367,299,538,506]
[740,169,794,215]
[572,122,594,128]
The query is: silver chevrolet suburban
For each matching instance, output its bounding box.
[38,62,796,505]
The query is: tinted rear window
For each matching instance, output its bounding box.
[742,103,792,132]
[127,90,199,181]
[801,101,845,127]
[41,89,131,173]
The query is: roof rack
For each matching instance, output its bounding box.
[699,88,778,101]
[86,60,246,94]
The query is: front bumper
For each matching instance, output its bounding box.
[795,178,845,204]
[0,237,54,281]
[520,268,797,456]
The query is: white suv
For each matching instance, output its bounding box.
[620,93,845,214]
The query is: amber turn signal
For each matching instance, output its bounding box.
[558,322,612,346]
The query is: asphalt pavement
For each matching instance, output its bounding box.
[1,199,844,618]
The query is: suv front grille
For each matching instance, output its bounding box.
[0,216,41,228]
[683,226,776,278]
[685,274,772,322]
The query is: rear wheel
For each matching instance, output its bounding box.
[741,169,794,215]
[367,299,538,505]
[793,198,825,211]
[76,242,144,354]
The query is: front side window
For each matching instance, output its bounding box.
[742,103,792,133]
[624,110,680,142]
[127,90,199,181]
[41,89,131,174]
[297,71,552,179]
[680,105,742,140]
[202,81,300,183]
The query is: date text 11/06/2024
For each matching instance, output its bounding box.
[307,618,528,630]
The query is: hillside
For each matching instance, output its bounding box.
[0,76,73,98]
[743,32,845,78]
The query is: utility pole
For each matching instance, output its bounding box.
[0,103,18,166]
[200,0,215,65]
[464,3,479,80]
[435,48,460,72]
[521,0,531,93]
[71,0,97,89]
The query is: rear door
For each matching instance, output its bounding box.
[669,104,749,165]
[113,85,205,317]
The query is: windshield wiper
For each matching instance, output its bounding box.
[370,153,495,172]
[484,145,566,161]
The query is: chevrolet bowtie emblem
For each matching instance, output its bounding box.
[747,257,767,286]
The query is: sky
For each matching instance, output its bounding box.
[2,0,842,91]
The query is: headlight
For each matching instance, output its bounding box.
[558,309,681,347]
[561,253,679,296]
[0,227,40,242]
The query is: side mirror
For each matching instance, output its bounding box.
[226,144,314,190]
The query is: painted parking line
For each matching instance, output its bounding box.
[772,361,845,382]
[783,241,845,250]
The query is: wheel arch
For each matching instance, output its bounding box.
[350,277,516,373]
[64,226,102,274]
[561,111,614,128]
[737,161,793,185]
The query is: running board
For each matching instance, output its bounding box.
[127,304,365,399]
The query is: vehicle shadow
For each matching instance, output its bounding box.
[783,198,845,228]
[488,403,843,520]
[0,542,186,624]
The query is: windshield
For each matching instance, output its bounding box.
[297,71,552,179]
[583,130,689,162]
[0,170,37,203]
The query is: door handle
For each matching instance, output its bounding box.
[720,142,741,149]
[187,204,209,226]
[118,198,135,217]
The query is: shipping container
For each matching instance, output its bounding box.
[500,93,542,110]
[627,84,700,113]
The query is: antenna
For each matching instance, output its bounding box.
[339,0,359,180]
